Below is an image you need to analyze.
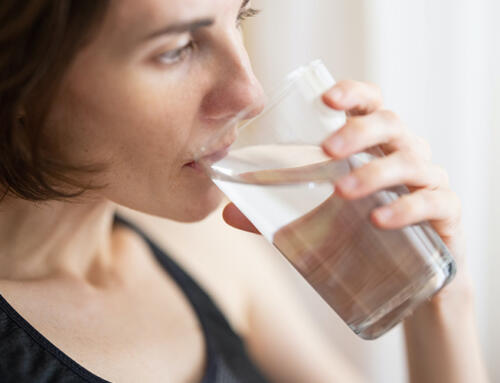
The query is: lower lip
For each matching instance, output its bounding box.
[186,161,203,172]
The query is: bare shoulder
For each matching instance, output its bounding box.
[117,205,282,336]
[0,279,18,299]
[118,207,369,382]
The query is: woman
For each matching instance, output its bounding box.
[0,0,489,382]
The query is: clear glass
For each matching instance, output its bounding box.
[194,60,456,339]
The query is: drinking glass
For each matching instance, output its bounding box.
[194,60,456,339]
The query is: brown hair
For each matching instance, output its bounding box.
[0,1,110,201]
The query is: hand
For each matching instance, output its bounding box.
[223,80,471,302]
[321,81,471,303]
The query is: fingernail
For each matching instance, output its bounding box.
[375,207,393,223]
[328,88,343,103]
[337,175,358,192]
[326,136,344,154]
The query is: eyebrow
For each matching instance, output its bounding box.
[144,0,250,41]
[145,18,215,40]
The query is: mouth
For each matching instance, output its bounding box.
[184,144,232,171]
[185,123,239,171]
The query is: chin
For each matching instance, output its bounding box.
[184,189,225,222]
[112,169,225,223]
[158,183,225,223]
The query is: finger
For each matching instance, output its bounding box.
[322,80,383,116]
[380,134,433,161]
[335,152,450,199]
[222,203,260,234]
[322,110,432,161]
[323,111,402,159]
[371,189,462,238]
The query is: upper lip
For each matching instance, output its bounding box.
[186,129,237,165]
[185,142,234,166]
[202,144,231,163]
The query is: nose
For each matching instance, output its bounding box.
[200,44,266,123]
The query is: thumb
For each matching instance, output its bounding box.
[222,203,260,234]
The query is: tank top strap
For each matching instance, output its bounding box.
[113,215,269,383]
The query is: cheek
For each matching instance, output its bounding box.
[47,55,222,220]
[48,70,199,175]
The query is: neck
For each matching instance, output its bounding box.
[0,196,116,283]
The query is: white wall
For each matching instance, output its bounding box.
[365,1,498,380]
[246,0,499,381]
[488,0,500,376]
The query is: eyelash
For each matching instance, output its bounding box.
[237,7,261,27]
[157,40,195,65]
[157,7,260,66]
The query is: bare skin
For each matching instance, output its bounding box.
[0,207,207,382]
[0,0,489,382]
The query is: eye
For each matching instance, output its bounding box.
[157,40,195,65]
[236,7,260,28]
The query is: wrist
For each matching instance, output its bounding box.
[430,268,475,309]
[405,269,476,328]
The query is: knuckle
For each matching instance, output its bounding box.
[367,82,384,106]
[399,149,420,165]
[403,192,427,217]
[436,166,450,186]
[399,151,426,175]
[423,165,449,189]
[440,195,463,236]
[340,81,384,113]
[399,141,438,167]
[378,109,400,125]
[399,135,432,161]
[336,79,358,92]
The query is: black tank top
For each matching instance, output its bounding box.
[0,216,270,383]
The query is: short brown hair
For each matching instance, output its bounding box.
[0,1,110,201]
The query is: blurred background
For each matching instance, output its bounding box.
[127,0,500,381]
[245,0,500,381]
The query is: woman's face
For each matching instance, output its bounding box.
[47,0,264,221]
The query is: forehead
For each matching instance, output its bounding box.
[106,0,233,29]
